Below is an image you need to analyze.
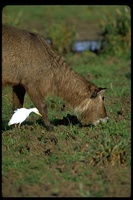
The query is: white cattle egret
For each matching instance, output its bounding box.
[8,108,42,127]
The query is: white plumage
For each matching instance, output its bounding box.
[8,108,42,127]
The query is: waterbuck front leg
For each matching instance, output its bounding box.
[40,103,54,131]
[26,87,53,131]
[13,84,26,111]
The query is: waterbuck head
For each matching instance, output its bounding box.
[75,87,108,126]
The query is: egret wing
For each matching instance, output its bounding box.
[8,109,28,125]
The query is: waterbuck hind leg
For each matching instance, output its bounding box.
[27,88,54,131]
[13,84,26,111]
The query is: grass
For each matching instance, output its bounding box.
[2,5,128,38]
[2,5,131,197]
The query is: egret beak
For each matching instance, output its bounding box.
[37,112,42,116]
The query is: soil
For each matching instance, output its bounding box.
[2,164,131,197]
[2,114,131,197]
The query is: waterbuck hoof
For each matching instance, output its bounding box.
[46,125,54,131]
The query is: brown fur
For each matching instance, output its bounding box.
[2,24,108,130]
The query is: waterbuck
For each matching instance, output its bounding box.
[2,24,108,131]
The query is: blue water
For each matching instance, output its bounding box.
[72,40,101,52]
[46,39,104,53]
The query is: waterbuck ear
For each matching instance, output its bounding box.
[90,89,99,98]
[97,88,106,96]
[98,88,106,93]
[90,88,106,99]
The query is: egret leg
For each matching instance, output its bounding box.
[15,124,17,128]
